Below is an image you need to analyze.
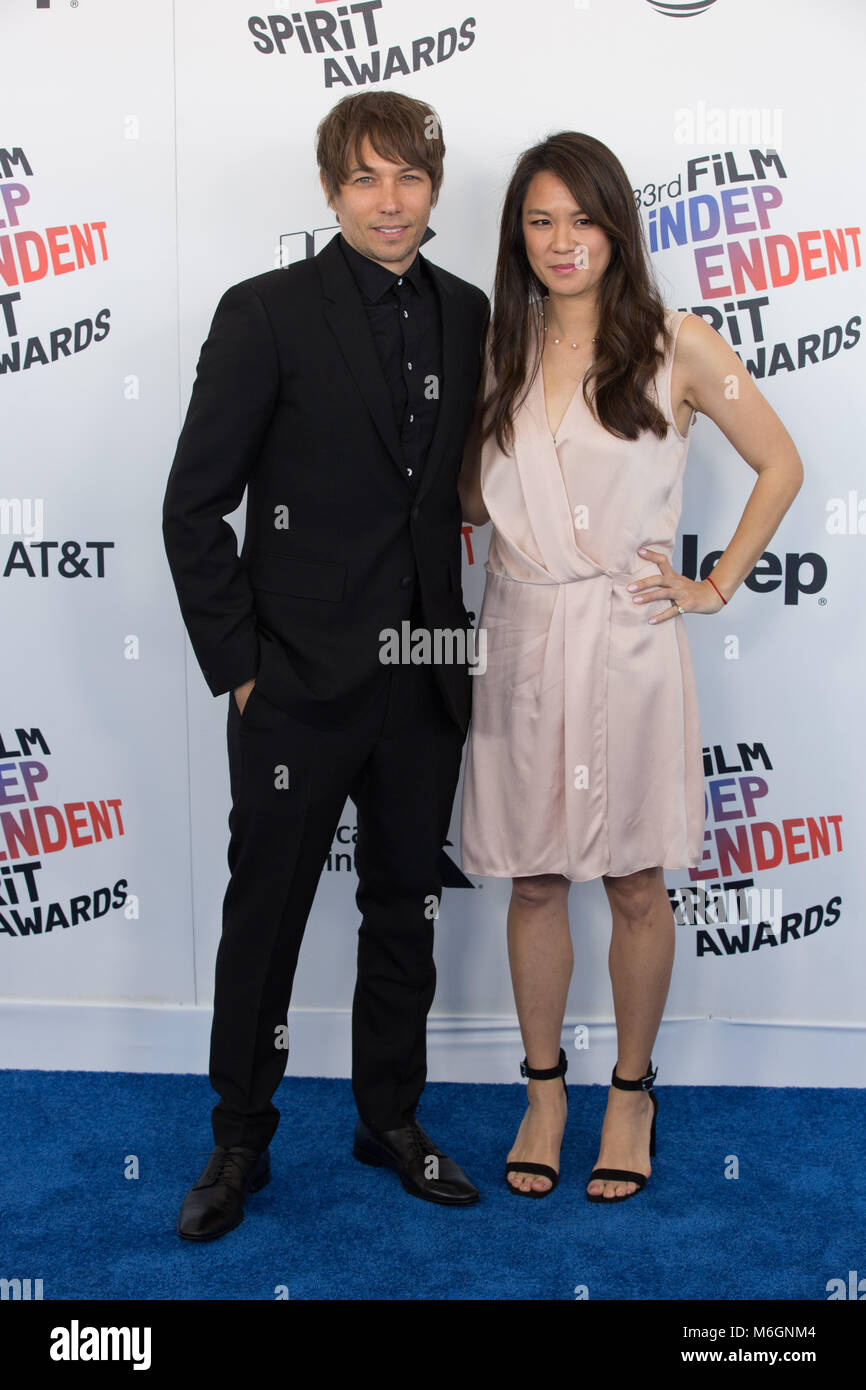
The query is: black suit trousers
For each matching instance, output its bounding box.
[209,656,465,1152]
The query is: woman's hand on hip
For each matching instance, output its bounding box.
[627,547,725,623]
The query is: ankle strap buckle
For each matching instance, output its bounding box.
[611,1062,657,1091]
[520,1047,568,1081]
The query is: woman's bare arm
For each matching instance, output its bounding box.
[631,314,804,620]
[675,312,803,597]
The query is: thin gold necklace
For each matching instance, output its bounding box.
[541,297,596,349]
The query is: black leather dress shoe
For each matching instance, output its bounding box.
[177,1145,271,1241]
[353,1117,479,1205]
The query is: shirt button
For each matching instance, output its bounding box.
[407,361,412,370]
[403,309,408,318]
[397,278,403,285]
[409,413,414,423]
[400,575,412,587]
[406,468,413,476]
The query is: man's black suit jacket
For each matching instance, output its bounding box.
[162,232,489,734]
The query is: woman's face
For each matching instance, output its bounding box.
[521,169,612,300]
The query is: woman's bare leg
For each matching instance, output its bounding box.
[505,873,572,1194]
[586,866,674,1199]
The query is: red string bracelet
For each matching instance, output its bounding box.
[707,574,727,605]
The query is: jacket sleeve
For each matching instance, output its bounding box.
[162,281,280,697]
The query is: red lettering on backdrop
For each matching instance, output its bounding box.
[0,221,109,287]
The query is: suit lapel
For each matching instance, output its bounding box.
[316,234,406,479]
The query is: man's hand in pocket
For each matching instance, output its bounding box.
[234,678,255,715]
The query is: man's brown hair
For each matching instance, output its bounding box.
[316,91,445,203]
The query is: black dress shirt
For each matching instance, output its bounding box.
[339,233,443,626]
[338,233,442,490]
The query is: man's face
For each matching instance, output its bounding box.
[323,135,435,274]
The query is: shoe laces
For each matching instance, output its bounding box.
[408,1119,438,1163]
[195,1149,251,1184]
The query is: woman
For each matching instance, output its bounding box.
[458,133,803,1203]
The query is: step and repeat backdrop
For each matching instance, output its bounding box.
[2,0,863,1083]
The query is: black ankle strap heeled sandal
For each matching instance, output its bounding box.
[586,1059,658,1204]
[504,1046,568,1199]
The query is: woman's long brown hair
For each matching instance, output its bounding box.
[483,132,672,453]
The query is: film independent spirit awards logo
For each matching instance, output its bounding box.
[248,1,477,88]
[0,724,133,943]
[636,130,865,634]
[0,145,116,587]
[640,135,856,962]
[667,739,843,961]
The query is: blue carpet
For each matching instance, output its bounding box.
[1,1070,863,1301]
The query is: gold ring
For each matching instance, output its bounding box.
[675,603,685,615]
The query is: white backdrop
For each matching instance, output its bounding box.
[2,0,863,1085]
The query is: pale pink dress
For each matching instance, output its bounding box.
[460,308,705,882]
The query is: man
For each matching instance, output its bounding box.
[162,90,489,1240]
